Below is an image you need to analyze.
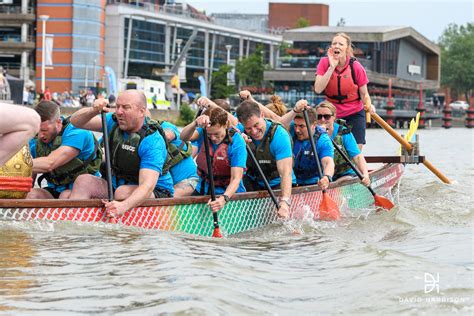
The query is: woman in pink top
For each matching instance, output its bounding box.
[314,33,375,149]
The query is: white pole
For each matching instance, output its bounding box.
[84,63,88,88]
[93,59,97,87]
[225,44,232,86]
[40,15,49,93]
[176,39,183,111]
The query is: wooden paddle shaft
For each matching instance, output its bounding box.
[422,160,451,184]
[370,113,451,184]
[371,113,413,151]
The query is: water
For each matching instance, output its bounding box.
[1,128,473,315]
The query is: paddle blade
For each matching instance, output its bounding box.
[373,194,395,211]
[212,227,223,238]
[318,192,341,221]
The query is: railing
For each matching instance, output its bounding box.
[276,56,373,70]
[0,6,34,15]
[0,35,35,43]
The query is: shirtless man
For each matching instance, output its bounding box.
[0,103,40,166]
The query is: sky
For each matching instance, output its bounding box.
[183,0,473,42]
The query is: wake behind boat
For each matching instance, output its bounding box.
[0,162,403,237]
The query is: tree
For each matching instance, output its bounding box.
[210,64,235,99]
[295,17,310,29]
[439,23,474,103]
[235,45,268,87]
[336,18,346,26]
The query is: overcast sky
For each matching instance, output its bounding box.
[184,0,473,42]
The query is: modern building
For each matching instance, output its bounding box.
[264,26,440,107]
[0,0,35,81]
[211,13,269,34]
[104,1,282,105]
[35,0,105,94]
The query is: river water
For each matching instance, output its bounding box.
[0,127,473,315]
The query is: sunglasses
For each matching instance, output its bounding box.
[317,114,333,120]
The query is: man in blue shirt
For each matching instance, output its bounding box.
[280,100,335,189]
[27,101,101,199]
[235,100,294,219]
[69,90,174,219]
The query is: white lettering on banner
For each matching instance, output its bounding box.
[121,144,136,152]
[371,172,397,188]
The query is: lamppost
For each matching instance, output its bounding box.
[39,15,49,93]
[301,70,307,100]
[225,44,232,86]
[176,38,183,110]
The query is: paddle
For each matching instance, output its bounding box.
[201,128,223,238]
[329,137,394,210]
[245,143,280,209]
[229,126,280,209]
[100,109,116,223]
[302,110,340,220]
[101,111,114,201]
[371,113,451,184]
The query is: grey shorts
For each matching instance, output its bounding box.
[174,177,199,191]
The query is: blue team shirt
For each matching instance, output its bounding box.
[331,122,361,177]
[195,127,247,195]
[290,122,334,185]
[105,113,174,194]
[160,121,198,185]
[237,120,296,187]
[29,117,100,193]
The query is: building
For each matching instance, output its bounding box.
[35,0,105,94]
[211,13,269,34]
[0,0,35,81]
[264,26,440,108]
[104,1,282,106]
[268,2,329,32]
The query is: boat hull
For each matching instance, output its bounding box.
[0,164,404,237]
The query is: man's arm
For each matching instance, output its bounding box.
[32,146,80,173]
[209,167,244,212]
[276,157,293,218]
[112,168,159,214]
[70,98,110,132]
[318,156,335,190]
[352,153,370,186]
[279,99,310,128]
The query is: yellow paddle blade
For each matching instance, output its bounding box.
[398,112,421,155]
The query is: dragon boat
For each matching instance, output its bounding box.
[0,158,404,237]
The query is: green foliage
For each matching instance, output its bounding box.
[176,103,196,126]
[295,17,310,28]
[235,45,267,87]
[336,18,346,27]
[439,23,474,102]
[210,64,236,99]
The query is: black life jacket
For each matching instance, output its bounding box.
[35,117,102,186]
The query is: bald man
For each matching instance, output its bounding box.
[0,103,40,166]
[69,90,174,218]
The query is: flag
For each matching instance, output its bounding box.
[45,35,54,66]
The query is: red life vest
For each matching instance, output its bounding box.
[324,57,361,105]
[195,130,233,187]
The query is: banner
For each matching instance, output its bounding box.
[45,35,54,66]
[104,66,117,97]
[178,58,186,83]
